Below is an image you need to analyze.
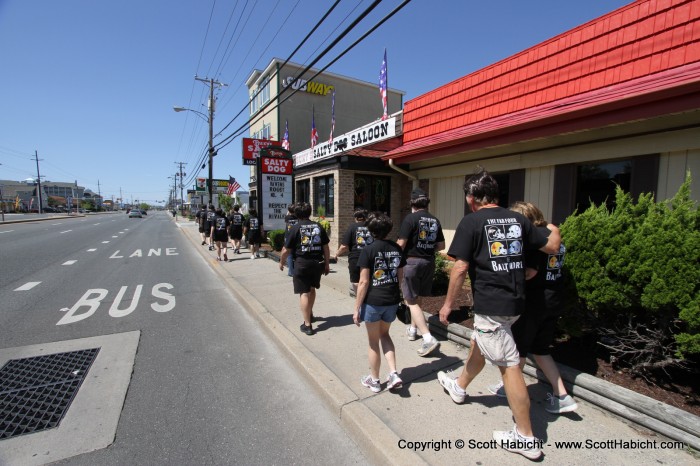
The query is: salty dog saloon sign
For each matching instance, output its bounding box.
[257,146,293,231]
[294,116,397,167]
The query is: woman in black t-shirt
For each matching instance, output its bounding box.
[244,209,264,259]
[354,212,406,393]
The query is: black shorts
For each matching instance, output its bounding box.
[213,232,228,243]
[348,256,360,283]
[247,231,261,245]
[511,309,559,356]
[400,257,434,300]
[229,227,243,240]
[198,225,206,233]
[293,258,323,294]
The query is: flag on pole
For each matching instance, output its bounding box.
[328,90,335,145]
[226,176,241,196]
[310,107,319,148]
[379,48,388,120]
[282,120,290,151]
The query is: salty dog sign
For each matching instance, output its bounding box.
[257,146,293,231]
[242,138,277,166]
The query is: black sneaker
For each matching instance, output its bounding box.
[300,322,314,335]
[201,241,206,245]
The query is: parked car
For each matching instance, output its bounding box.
[128,209,143,218]
[141,209,147,215]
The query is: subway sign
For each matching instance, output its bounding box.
[294,117,397,168]
[282,76,334,96]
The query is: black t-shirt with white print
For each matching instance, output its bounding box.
[357,239,406,306]
[228,212,244,231]
[284,213,298,242]
[342,221,373,260]
[284,219,330,261]
[447,206,548,317]
[398,210,445,260]
[525,226,566,313]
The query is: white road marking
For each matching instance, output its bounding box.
[15,282,41,291]
[51,223,63,225]
[94,223,101,225]
[0,230,14,234]
[63,260,77,265]
[118,231,124,234]
[87,248,97,252]
[102,241,110,244]
[60,230,72,234]
[112,236,118,238]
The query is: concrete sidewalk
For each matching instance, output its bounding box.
[176,218,696,465]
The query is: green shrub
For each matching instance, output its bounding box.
[313,217,331,236]
[560,172,699,367]
[432,253,450,295]
[267,229,285,251]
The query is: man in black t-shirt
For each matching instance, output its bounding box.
[228,205,244,254]
[283,204,298,276]
[204,204,217,251]
[195,206,207,245]
[279,202,330,336]
[335,208,372,297]
[243,209,263,259]
[436,170,560,461]
[397,188,445,357]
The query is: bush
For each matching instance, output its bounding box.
[313,217,331,236]
[267,229,285,251]
[560,172,699,372]
[432,253,450,295]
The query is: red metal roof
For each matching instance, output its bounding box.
[385,0,700,161]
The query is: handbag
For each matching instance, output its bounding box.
[396,302,411,325]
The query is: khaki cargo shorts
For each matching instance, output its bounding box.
[472,314,521,367]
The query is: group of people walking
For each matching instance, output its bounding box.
[194,204,264,261]
[277,170,575,461]
[193,169,576,460]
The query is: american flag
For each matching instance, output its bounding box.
[226,176,241,196]
[379,49,388,121]
[310,107,319,148]
[282,119,290,151]
[328,90,335,145]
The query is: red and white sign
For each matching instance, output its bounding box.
[261,157,293,175]
[242,138,276,166]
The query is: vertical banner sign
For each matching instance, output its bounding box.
[256,146,293,231]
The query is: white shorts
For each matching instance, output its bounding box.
[472,314,521,367]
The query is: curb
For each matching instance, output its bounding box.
[177,221,426,465]
[427,317,700,452]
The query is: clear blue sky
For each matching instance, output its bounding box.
[0,0,631,206]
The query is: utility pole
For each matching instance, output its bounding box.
[174,161,187,214]
[195,75,227,208]
[97,180,101,210]
[33,150,43,214]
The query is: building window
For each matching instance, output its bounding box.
[252,123,271,140]
[353,175,390,214]
[575,160,632,211]
[296,179,310,204]
[249,75,271,116]
[314,175,334,217]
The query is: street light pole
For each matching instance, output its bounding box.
[174,76,227,208]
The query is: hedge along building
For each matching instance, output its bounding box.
[382,0,700,248]
[245,58,405,249]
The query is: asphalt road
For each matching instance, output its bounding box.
[0,212,369,465]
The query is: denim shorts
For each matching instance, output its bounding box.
[360,303,398,323]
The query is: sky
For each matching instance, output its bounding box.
[0,0,632,206]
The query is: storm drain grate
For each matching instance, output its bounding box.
[0,348,100,440]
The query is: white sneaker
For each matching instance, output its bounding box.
[360,375,381,393]
[545,393,578,413]
[493,426,543,460]
[487,381,506,397]
[437,370,466,404]
[250,254,256,260]
[386,371,403,390]
[405,326,418,341]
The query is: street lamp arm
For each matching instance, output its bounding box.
[173,106,209,123]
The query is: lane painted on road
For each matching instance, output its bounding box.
[14,282,41,291]
[60,230,72,234]
[62,260,77,265]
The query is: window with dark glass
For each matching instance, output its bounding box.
[575,160,632,211]
[353,175,390,214]
[314,176,334,216]
[296,179,310,204]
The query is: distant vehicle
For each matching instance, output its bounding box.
[43,207,57,212]
[141,209,147,215]
[128,209,143,218]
